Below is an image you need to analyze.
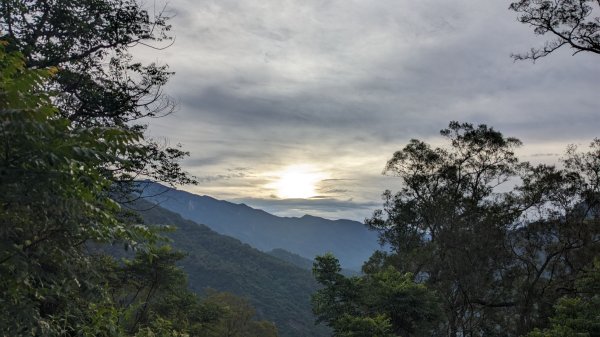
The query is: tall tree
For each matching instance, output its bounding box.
[0,53,218,333]
[366,122,600,336]
[510,0,600,60]
[0,41,199,337]
[0,43,148,335]
[0,0,194,191]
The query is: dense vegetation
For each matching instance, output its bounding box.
[313,122,600,337]
[0,0,193,190]
[133,199,330,337]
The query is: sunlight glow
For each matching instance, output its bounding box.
[272,165,324,199]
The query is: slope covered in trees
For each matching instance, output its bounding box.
[267,248,315,270]
[134,200,330,337]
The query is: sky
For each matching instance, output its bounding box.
[141,0,600,221]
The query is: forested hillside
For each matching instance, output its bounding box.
[134,200,330,337]
[138,182,379,270]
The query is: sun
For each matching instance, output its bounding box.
[272,165,324,199]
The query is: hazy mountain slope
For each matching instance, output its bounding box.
[267,248,315,270]
[135,201,330,337]
[267,248,360,277]
[140,182,380,270]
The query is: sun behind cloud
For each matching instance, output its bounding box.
[271,164,325,199]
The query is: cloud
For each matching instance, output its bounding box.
[141,0,600,220]
[232,196,381,221]
[196,170,248,183]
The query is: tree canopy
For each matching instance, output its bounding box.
[526,259,600,337]
[312,253,440,337]
[0,3,194,331]
[352,122,600,337]
[0,0,194,192]
[510,0,600,60]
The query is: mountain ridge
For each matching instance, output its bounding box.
[139,182,380,270]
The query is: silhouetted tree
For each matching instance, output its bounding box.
[510,0,600,60]
[366,122,600,336]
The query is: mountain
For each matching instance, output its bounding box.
[135,200,330,337]
[139,182,380,270]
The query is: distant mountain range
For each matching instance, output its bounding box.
[139,182,381,270]
[134,199,330,337]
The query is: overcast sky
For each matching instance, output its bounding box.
[142,0,600,221]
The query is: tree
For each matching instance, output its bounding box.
[526,259,600,337]
[0,43,148,335]
[201,290,279,337]
[312,253,440,337]
[0,0,194,192]
[0,4,245,335]
[1,0,172,122]
[366,122,600,336]
[510,0,600,60]
[0,42,204,337]
[97,244,226,337]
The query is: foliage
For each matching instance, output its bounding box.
[0,0,194,192]
[526,260,600,337]
[366,122,600,336]
[200,290,279,337]
[1,0,171,121]
[312,253,440,337]
[510,0,600,60]
[0,42,151,336]
[109,245,196,334]
[103,244,272,337]
[335,315,394,337]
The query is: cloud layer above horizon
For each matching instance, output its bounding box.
[142,0,600,220]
